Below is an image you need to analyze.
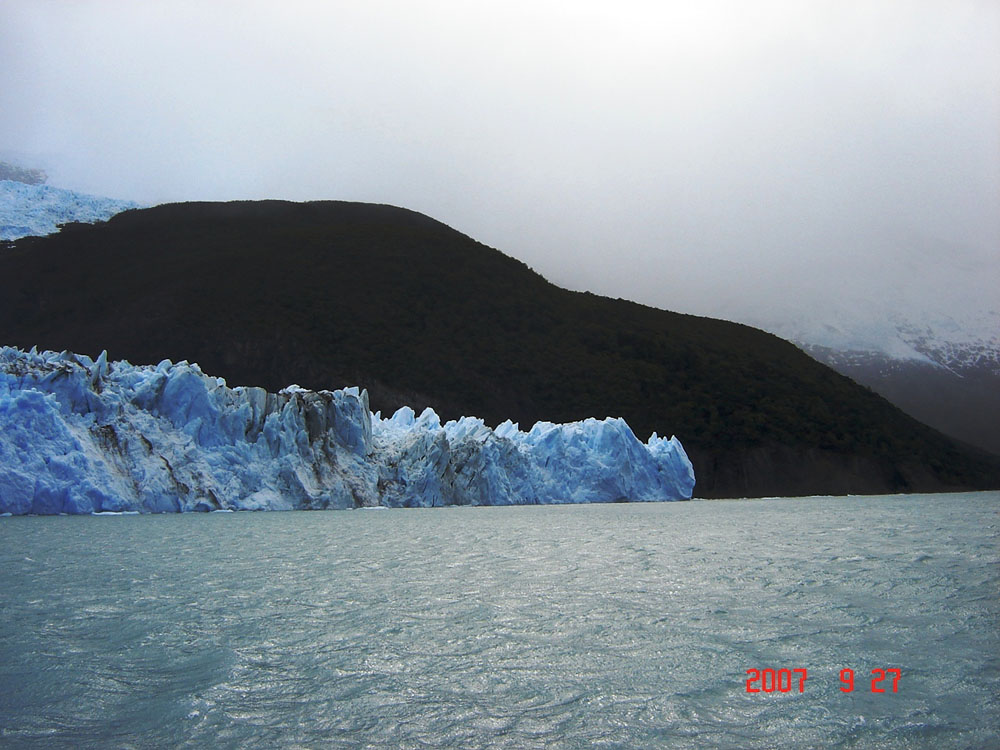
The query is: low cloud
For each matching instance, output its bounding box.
[2,0,997,325]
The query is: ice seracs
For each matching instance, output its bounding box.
[0,347,694,514]
[1,180,139,240]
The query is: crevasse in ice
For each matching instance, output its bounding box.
[0,347,694,514]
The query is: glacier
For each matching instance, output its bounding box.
[1,180,140,241]
[0,347,694,514]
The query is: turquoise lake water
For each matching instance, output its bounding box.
[1,492,998,748]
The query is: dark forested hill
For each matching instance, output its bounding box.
[2,200,997,497]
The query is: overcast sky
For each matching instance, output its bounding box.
[2,0,998,331]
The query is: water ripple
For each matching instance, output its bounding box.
[0,492,997,748]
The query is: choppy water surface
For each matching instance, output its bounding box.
[1,492,998,748]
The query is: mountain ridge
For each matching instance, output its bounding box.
[1,199,997,497]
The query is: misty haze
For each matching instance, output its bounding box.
[2,2,999,747]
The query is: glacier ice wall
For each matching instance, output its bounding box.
[0,347,694,514]
[1,180,139,241]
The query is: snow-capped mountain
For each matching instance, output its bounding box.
[0,347,694,514]
[732,277,1000,454]
[1,179,140,240]
[757,307,1000,376]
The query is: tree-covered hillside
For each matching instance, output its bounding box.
[2,200,997,496]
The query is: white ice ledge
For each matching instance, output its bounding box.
[0,347,695,514]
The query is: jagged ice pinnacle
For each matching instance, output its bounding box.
[0,348,694,514]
